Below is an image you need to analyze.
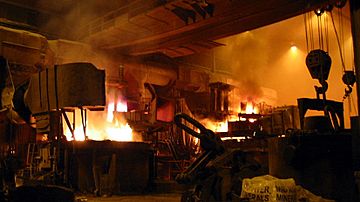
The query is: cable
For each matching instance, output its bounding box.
[320,15,324,49]
[342,16,346,64]
[317,16,321,49]
[304,13,309,53]
[324,12,330,52]
[317,15,324,50]
[339,8,346,63]
[330,12,346,72]
[309,12,315,50]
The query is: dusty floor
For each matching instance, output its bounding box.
[76,193,181,202]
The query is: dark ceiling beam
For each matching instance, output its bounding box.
[105,0,337,56]
[0,0,56,15]
[0,1,40,29]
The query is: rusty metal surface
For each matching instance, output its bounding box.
[24,63,105,115]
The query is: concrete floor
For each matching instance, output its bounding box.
[76,193,181,202]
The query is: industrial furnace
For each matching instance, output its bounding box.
[0,0,359,201]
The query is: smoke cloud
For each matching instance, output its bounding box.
[36,0,129,40]
[216,11,352,99]
[212,6,356,127]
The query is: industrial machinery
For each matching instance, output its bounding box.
[173,41,359,201]
[267,48,357,202]
[174,113,266,201]
[0,51,201,199]
[0,59,106,201]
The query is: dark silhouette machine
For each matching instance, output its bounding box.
[268,49,356,201]
[268,49,357,201]
[174,113,265,201]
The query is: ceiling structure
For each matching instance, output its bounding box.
[0,0,338,58]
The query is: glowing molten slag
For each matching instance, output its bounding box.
[106,121,133,142]
[202,102,259,133]
[203,120,229,133]
[64,100,134,142]
[201,115,238,133]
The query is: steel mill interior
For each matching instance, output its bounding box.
[1,0,360,201]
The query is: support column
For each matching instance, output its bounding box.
[350,0,360,115]
[216,88,222,112]
[350,0,360,176]
[210,87,216,112]
[223,90,229,112]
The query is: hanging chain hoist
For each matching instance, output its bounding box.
[304,0,356,114]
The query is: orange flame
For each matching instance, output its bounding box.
[202,120,228,133]
[201,102,259,133]
[200,115,238,133]
[116,99,128,112]
[106,120,133,142]
[64,99,136,142]
[241,102,259,114]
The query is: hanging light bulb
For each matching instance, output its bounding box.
[314,8,325,16]
[290,45,298,52]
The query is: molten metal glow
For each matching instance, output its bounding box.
[106,121,133,142]
[249,118,256,123]
[116,99,128,112]
[244,102,258,114]
[201,102,259,133]
[237,102,259,114]
[221,136,246,141]
[203,120,228,133]
[64,99,134,142]
[106,102,115,122]
[239,117,247,122]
